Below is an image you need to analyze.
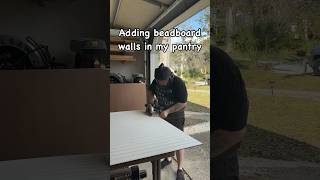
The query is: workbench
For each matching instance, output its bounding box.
[110,111,201,180]
[0,154,108,180]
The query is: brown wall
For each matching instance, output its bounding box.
[0,69,108,161]
[110,83,146,112]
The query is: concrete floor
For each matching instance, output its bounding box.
[239,157,320,180]
[138,131,210,180]
[134,111,320,179]
[138,111,211,180]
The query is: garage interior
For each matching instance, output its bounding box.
[110,0,209,179]
[110,0,208,111]
[0,0,209,179]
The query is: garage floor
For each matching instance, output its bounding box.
[136,110,320,180]
[138,111,211,180]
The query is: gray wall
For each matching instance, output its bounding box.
[110,29,145,81]
[0,0,107,67]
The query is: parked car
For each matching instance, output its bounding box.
[309,46,320,75]
[203,75,210,85]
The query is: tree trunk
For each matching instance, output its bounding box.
[180,57,183,78]
[303,19,309,41]
[225,5,234,52]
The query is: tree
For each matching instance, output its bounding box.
[216,0,320,56]
[168,7,210,80]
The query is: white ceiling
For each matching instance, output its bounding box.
[110,0,176,29]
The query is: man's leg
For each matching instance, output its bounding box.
[176,149,184,170]
[212,150,239,180]
[161,147,184,170]
[176,117,185,180]
[161,115,185,175]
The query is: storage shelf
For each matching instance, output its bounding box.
[111,55,135,62]
[110,44,135,53]
[110,36,140,44]
[110,36,138,62]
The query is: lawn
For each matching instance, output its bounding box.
[215,58,320,160]
[185,84,210,112]
[183,66,320,162]
[248,93,320,148]
[241,69,320,92]
[233,58,320,92]
[186,83,210,91]
[241,92,320,162]
[236,59,320,149]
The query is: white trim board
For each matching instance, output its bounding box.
[110,111,202,166]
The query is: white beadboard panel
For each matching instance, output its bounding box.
[110,111,202,166]
[0,154,108,180]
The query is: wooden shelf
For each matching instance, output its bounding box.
[110,44,120,52]
[110,36,138,62]
[111,55,135,62]
[110,36,140,44]
[110,44,134,53]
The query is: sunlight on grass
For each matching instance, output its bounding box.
[241,69,320,92]
[188,91,210,108]
[186,84,210,91]
[248,93,320,148]
[187,84,210,107]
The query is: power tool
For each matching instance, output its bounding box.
[145,100,161,116]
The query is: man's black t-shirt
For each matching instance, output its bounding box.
[149,75,187,118]
[212,46,249,131]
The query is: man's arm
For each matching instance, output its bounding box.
[165,102,187,114]
[147,89,155,105]
[211,47,249,160]
[212,128,246,159]
[159,102,187,119]
[147,80,157,105]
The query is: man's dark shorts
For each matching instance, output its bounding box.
[165,111,185,131]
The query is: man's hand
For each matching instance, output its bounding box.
[159,110,169,119]
[145,104,153,116]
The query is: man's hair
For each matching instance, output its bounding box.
[154,63,172,80]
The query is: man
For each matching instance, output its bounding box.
[212,46,249,180]
[147,63,188,180]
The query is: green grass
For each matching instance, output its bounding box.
[232,57,320,92]
[212,50,320,161]
[235,59,320,147]
[185,84,210,112]
[229,49,298,62]
[240,124,320,162]
[241,69,320,92]
[186,101,210,113]
[238,64,320,161]
[187,84,210,91]
[248,93,320,148]
[188,90,210,108]
[241,92,320,162]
